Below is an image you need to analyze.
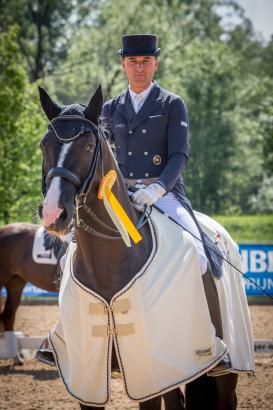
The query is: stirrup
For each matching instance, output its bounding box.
[207,354,232,377]
[35,337,56,367]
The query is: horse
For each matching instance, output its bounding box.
[0,222,63,336]
[37,85,253,410]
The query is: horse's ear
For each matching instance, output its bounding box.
[84,85,103,125]
[38,86,61,121]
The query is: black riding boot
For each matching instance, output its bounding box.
[202,267,223,339]
[202,267,231,376]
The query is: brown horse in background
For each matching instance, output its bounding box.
[0,222,59,333]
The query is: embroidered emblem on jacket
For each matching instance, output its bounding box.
[153,155,162,165]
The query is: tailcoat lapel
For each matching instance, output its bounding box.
[115,90,135,126]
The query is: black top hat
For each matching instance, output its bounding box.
[119,34,160,57]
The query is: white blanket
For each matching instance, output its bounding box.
[49,208,228,406]
[194,211,255,373]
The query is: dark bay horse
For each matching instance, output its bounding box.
[38,85,239,410]
[0,222,60,333]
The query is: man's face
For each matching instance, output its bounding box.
[122,56,159,93]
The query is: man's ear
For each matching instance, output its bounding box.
[155,58,159,71]
[121,58,126,73]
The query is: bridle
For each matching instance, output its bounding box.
[43,116,149,241]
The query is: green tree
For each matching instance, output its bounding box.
[0,0,79,81]
[0,26,45,224]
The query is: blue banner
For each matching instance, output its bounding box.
[239,244,273,296]
[1,244,272,299]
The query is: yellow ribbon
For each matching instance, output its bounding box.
[98,170,142,246]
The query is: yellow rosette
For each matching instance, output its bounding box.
[98,170,142,247]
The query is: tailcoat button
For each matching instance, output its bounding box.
[144,152,148,155]
[129,172,134,177]
[129,130,133,134]
[145,173,149,177]
[128,151,132,155]
[142,129,147,134]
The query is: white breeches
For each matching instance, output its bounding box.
[155,193,208,275]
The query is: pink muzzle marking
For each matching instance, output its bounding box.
[42,194,63,227]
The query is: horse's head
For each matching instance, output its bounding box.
[38,86,103,235]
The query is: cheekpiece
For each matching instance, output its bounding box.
[49,104,95,142]
[119,34,160,57]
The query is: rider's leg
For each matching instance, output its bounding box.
[156,193,223,338]
[155,193,207,274]
[202,268,223,338]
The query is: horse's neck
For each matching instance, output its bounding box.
[73,140,153,302]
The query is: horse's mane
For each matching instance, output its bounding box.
[43,231,63,259]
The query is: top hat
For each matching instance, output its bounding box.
[119,34,160,57]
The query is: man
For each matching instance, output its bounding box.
[101,33,208,275]
[100,34,230,376]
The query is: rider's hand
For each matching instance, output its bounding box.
[131,183,166,206]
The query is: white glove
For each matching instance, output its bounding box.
[131,183,166,206]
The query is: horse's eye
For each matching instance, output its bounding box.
[86,142,95,152]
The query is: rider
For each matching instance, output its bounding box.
[100,33,208,274]
[100,34,230,374]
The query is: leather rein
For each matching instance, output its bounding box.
[44,118,149,241]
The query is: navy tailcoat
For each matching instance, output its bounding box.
[100,82,223,279]
[100,81,189,197]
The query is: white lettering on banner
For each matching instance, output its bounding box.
[250,250,267,273]
[244,278,273,291]
[240,250,248,273]
[268,251,273,272]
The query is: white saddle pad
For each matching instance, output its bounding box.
[32,227,58,265]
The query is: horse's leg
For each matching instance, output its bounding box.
[1,276,26,331]
[185,374,218,409]
[139,397,161,410]
[215,373,238,410]
[163,388,185,409]
[1,276,26,364]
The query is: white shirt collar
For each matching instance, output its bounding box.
[128,82,154,113]
[129,82,154,100]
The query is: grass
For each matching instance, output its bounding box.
[212,214,273,243]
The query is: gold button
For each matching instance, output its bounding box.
[153,155,162,165]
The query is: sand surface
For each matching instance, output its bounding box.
[0,304,272,409]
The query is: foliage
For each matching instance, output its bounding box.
[213,214,273,243]
[0,0,272,222]
[0,26,45,224]
[0,0,79,81]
